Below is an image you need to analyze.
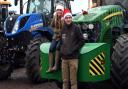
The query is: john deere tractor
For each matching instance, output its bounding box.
[25,0,128,89]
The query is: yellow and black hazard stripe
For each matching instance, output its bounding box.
[89,52,105,76]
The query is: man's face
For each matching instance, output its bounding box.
[56,9,63,17]
[64,16,72,25]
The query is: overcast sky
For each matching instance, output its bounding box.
[71,0,88,14]
[9,0,89,14]
[9,0,27,14]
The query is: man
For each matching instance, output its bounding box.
[61,8,85,89]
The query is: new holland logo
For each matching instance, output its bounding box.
[30,23,43,32]
[89,52,105,76]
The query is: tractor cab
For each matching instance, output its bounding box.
[26,0,58,26]
[26,0,71,25]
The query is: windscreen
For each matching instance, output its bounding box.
[28,0,52,14]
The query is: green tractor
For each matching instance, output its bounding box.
[25,0,128,89]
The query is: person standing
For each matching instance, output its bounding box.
[61,8,85,89]
[47,4,64,73]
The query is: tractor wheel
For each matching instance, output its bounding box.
[0,62,13,80]
[26,36,49,83]
[0,34,13,80]
[0,33,6,49]
[111,34,128,89]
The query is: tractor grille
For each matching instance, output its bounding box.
[5,15,19,33]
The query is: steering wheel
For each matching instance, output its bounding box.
[42,8,50,15]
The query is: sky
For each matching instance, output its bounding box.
[9,0,89,14]
[70,0,89,14]
[9,0,27,14]
[9,1,20,13]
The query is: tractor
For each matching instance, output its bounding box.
[25,0,128,89]
[0,0,71,80]
[0,0,11,55]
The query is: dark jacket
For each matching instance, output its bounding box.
[60,23,85,59]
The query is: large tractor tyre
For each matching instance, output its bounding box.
[111,34,128,89]
[0,35,13,80]
[0,63,13,80]
[13,52,26,68]
[26,36,49,83]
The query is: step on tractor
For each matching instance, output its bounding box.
[25,0,128,89]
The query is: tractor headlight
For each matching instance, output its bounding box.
[12,20,19,34]
[83,33,88,40]
[88,24,94,29]
[4,22,6,31]
[82,24,88,30]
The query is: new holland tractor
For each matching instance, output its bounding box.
[0,0,72,80]
[25,0,128,89]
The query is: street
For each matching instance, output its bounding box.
[0,68,60,89]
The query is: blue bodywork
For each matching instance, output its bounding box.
[1,13,54,67]
[4,13,53,38]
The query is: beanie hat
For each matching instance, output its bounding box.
[56,4,64,11]
[63,8,72,19]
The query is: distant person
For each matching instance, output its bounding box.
[60,8,85,89]
[46,4,64,73]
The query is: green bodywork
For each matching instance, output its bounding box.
[40,43,110,82]
[39,5,124,82]
[73,5,124,44]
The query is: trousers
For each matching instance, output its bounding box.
[62,59,78,89]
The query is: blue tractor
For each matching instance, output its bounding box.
[0,0,68,80]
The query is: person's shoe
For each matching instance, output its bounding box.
[52,66,58,71]
[46,68,53,73]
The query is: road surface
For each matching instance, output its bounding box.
[0,68,60,89]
